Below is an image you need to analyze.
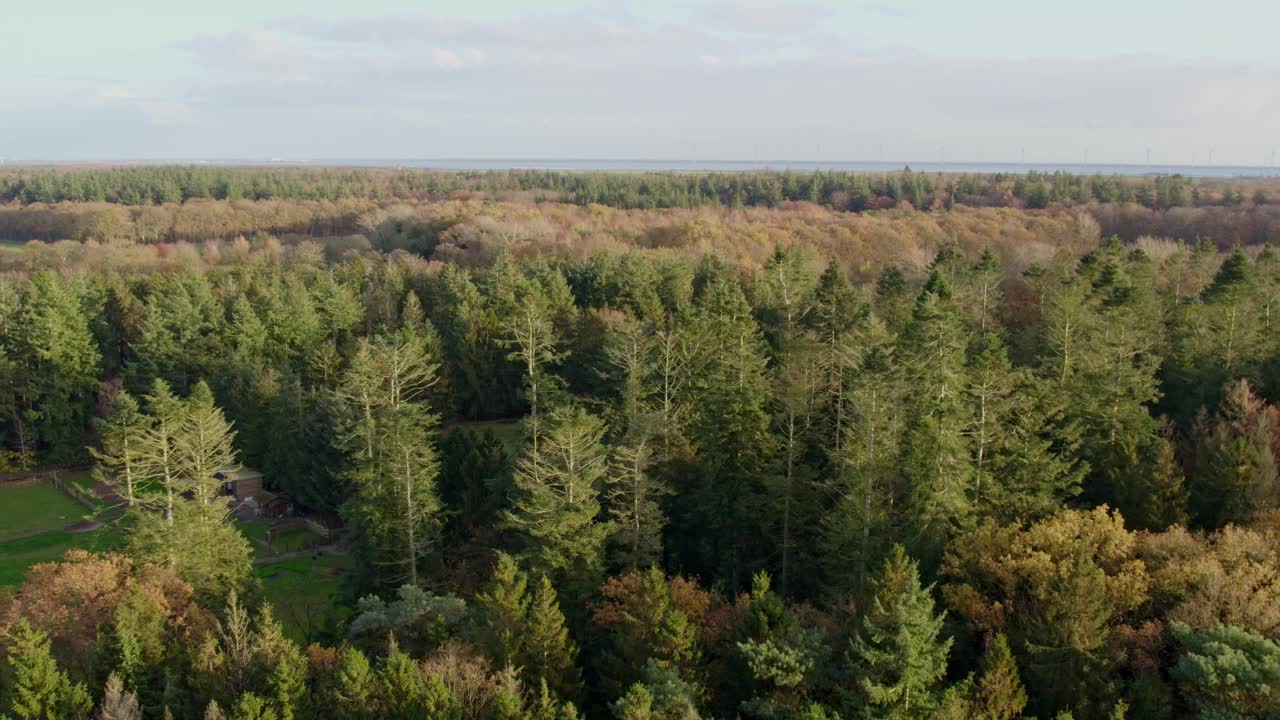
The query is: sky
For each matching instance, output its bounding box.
[4,0,1279,165]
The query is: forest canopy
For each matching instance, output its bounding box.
[2,171,1280,719]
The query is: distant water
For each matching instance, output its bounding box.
[27,157,1280,179]
[285,158,1280,179]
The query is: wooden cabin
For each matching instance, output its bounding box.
[215,465,264,500]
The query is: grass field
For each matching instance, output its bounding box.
[0,523,126,586]
[255,552,353,643]
[59,470,109,510]
[446,419,524,456]
[0,482,92,537]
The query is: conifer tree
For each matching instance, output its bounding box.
[520,576,581,702]
[331,648,377,720]
[1170,621,1280,720]
[1,619,93,720]
[15,270,102,459]
[336,331,444,588]
[474,552,530,670]
[90,390,150,506]
[898,272,974,565]
[97,672,141,720]
[377,648,427,720]
[846,546,952,720]
[682,271,773,590]
[177,381,238,521]
[489,668,527,720]
[503,405,611,589]
[806,257,860,453]
[1190,378,1280,528]
[603,435,667,572]
[971,635,1028,720]
[822,312,899,599]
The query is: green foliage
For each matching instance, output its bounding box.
[335,330,444,588]
[0,619,93,720]
[347,585,467,658]
[504,405,611,591]
[845,546,952,719]
[522,576,582,702]
[1171,621,1280,719]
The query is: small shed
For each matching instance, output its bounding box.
[216,465,264,500]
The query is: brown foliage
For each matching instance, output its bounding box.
[1,550,216,682]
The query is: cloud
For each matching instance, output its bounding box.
[6,7,1280,163]
[696,1,832,34]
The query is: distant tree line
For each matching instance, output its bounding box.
[2,166,1273,212]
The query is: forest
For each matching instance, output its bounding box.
[2,168,1280,719]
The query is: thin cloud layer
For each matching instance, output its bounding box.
[5,4,1279,163]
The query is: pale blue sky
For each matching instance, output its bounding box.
[5,0,1279,164]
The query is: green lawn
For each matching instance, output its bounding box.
[235,519,324,557]
[0,483,91,537]
[446,419,525,457]
[254,552,353,644]
[59,470,107,510]
[0,524,126,586]
[269,526,319,554]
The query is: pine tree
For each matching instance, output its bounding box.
[1170,621,1280,719]
[500,278,563,445]
[503,405,611,589]
[1190,378,1280,528]
[1,619,93,720]
[177,381,238,521]
[971,635,1028,720]
[846,546,952,720]
[332,648,377,720]
[806,257,860,454]
[15,270,102,459]
[822,312,899,599]
[377,649,426,720]
[682,271,773,590]
[898,272,974,566]
[603,435,668,572]
[488,667,527,720]
[90,390,150,506]
[336,331,444,587]
[97,672,141,720]
[229,693,278,720]
[475,552,530,670]
[520,576,581,702]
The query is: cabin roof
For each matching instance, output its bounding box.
[215,465,264,483]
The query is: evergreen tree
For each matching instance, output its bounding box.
[846,546,952,720]
[16,270,102,459]
[603,433,668,572]
[898,272,974,566]
[681,271,773,590]
[971,635,1028,720]
[1190,379,1280,528]
[177,381,238,521]
[1170,621,1280,720]
[503,405,611,590]
[822,312,899,600]
[520,576,581,702]
[335,331,444,588]
[331,648,377,720]
[474,552,530,670]
[96,673,141,720]
[1,619,93,720]
[90,390,150,506]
